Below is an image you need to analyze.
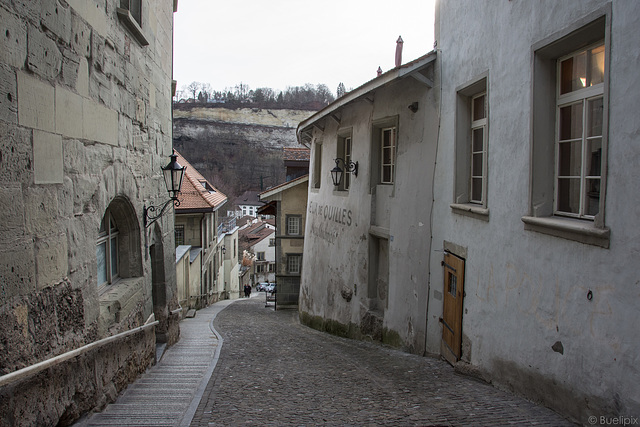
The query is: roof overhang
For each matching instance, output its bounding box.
[257,200,277,216]
[260,175,309,200]
[297,51,437,146]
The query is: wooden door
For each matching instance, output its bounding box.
[441,252,465,365]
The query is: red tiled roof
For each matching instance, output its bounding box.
[175,150,227,211]
[238,221,275,252]
[284,147,310,161]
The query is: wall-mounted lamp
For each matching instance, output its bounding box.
[331,158,358,187]
[143,152,187,228]
[222,246,226,254]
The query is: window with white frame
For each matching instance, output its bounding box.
[268,262,275,273]
[337,132,353,191]
[287,254,301,274]
[452,74,489,216]
[286,215,301,236]
[97,209,119,286]
[269,238,276,246]
[526,12,609,248]
[380,127,397,184]
[470,93,487,204]
[555,43,604,218]
[257,251,265,261]
[370,117,399,187]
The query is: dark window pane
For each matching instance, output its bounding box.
[382,129,392,148]
[471,178,483,202]
[472,153,483,176]
[472,127,484,152]
[558,140,582,176]
[560,57,573,95]
[586,138,602,177]
[557,178,580,214]
[587,97,603,137]
[130,0,142,25]
[559,103,583,140]
[585,178,600,216]
[383,146,391,164]
[383,165,391,183]
[473,95,485,121]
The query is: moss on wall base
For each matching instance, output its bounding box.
[299,310,406,350]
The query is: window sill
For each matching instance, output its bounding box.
[332,189,349,197]
[450,203,489,222]
[521,216,610,248]
[98,276,145,335]
[116,8,149,46]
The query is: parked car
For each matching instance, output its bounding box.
[256,282,269,292]
[264,283,275,293]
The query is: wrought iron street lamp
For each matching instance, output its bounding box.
[143,152,186,228]
[331,157,358,187]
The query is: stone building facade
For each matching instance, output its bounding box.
[297,1,640,423]
[260,174,309,309]
[0,0,178,425]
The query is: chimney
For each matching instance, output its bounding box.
[395,36,403,67]
[377,66,382,77]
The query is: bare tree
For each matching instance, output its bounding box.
[187,81,200,101]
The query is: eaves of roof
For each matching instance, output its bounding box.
[260,174,309,199]
[296,51,437,145]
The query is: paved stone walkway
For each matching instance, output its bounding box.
[191,298,574,426]
[75,299,236,427]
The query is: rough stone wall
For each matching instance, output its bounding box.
[0,0,176,424]
[0,326,155,427]
[0,279,96,375]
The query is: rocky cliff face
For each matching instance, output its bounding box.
[172,105,314,206]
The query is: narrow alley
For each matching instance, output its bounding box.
[190,298,573,426]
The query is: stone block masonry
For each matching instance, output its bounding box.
[0,0,178,425]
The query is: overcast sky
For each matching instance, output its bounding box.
[173,0,436,97]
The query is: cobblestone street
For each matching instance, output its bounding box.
[191,297,574,426]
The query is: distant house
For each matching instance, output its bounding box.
[236,190,265,217]
[174,151,239,306]
[238,220,276,284]
[260,174,309,309]
[283,147,310,181]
